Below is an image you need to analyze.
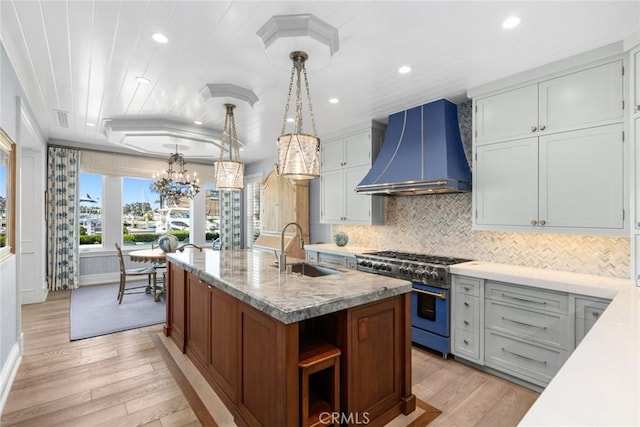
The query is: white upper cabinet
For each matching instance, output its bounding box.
[475,60,624,145]
[475,138,538,226]
[634,50,640,113]
[473,56,626,236]
[475,85,538,143]
[538,124,624,230]
[320,123,385,225]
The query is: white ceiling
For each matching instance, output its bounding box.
[1,1,639,165]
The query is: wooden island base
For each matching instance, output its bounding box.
[165,263,416,427]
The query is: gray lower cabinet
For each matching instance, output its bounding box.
[575,296,611,346]
[305,250,357,270]
[452,274,611,389]
[451,276,484,364]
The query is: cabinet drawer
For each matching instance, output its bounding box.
[453,329,480,362]
[454,294,480,333]
[318,252,349,267]
[305,251,318,262]
[485,300,570,349]
[485,281,568,314]
[485,331,569,387]
[454,276,482,297]
[575,297,610,319]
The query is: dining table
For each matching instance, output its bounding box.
[129,247,167,301]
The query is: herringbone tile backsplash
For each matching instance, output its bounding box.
[334,193,629,278]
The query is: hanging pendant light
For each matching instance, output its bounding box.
[277,51,320,180]
[213,103,245,190]
[152,146,200,207]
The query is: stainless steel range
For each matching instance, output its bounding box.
[355,251,472,357]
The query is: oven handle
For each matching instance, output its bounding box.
[412,288,447,299]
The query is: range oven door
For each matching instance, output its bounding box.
[411,283,449,337]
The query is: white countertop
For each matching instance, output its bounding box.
[450,261,640,426]
[305,243,375,257]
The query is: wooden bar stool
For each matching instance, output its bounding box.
[299,337,341,427]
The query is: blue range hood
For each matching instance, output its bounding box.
[356,99,472,196]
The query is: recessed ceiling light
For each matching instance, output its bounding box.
[136,76,151,84]
[286,117,295,123]
[86,122,95,127]
[193,120,203,125]
[398,66,412,74]
[151,32,169,44]
[502,16,521,29]
[329,98,339,104]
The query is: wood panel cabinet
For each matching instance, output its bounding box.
[187,274,209,367]
[475,123,624,233]
[320,122,385,225]
[166,263,187,352]
[167,265,414,427]
[208,287,239,403]
[475,60,623,144]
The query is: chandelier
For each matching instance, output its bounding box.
[213,103,244,190]
[151,147,200,206]
[277,51,320,180]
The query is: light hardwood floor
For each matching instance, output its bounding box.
[1,290,538,426]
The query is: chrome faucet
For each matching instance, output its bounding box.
[279,222,305,273]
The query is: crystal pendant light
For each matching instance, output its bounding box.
[213,103,244,190]
[151,146,200,207]
[277,51,320,180]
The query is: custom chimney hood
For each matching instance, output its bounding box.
[356,99,471,196]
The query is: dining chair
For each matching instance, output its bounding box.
[114,242,157,304]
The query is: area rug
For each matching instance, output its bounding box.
[70,282,165,340]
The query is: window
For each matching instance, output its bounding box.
[204,184,220,244]
[245,177,261,248]
[79,173,103,248]
[0,128,16,259]
[122,177,159,247]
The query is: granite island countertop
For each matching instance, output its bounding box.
[167,249,412,324]
[450,261,640,427]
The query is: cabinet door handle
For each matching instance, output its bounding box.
[531,220,538,226]
[464,320,470,325]
[463,286,470,291]
[502,347,547,365]
[531,126,537,132]
[501,293,547,306]
[539,219,546,226]
[463,339,469,345]
[539,124,546,131]
[591,311,600,318]
[412,288,447,299]
[501,316,547,330]
[464,302,470,307]
[635,104,640,111]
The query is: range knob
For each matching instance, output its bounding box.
[359,260,368,267]
[366,261,373,268]
[421,270,430,281]
[430,270,440,280]
[373,263,381,270]
[414,269,424,279]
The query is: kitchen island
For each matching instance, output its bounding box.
[164,249,416,427]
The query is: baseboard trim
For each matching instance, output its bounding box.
[0,341,23,416]
[79,273,120,286]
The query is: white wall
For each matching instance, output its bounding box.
[0,42,47,414]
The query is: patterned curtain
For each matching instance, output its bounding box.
[220,189,241,250]
[47,147,80,290]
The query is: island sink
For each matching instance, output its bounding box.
[287,262,343,277]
